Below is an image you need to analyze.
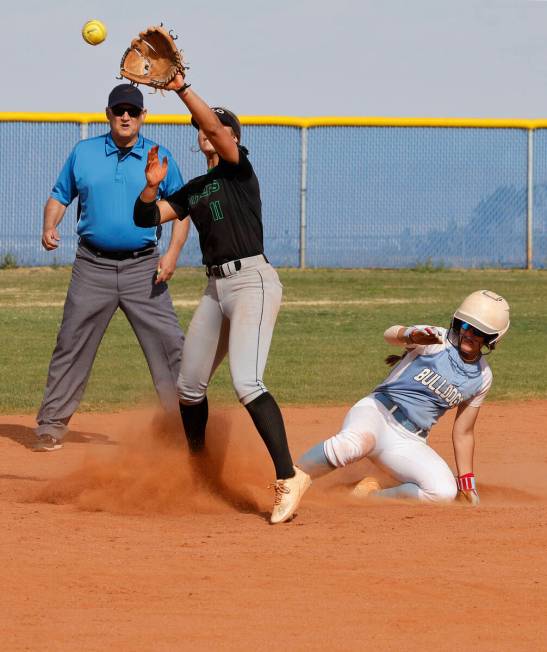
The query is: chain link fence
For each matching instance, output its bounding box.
[0,115,545,268]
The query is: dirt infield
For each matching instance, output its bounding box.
[0,401,545,651]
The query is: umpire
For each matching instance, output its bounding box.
[34,84,187,451]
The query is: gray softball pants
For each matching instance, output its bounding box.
[177,255,282,407]
[36,244,184,439]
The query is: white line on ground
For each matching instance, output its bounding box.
[2,297,436,308]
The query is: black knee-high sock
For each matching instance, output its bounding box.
[245,392,294,479]
[179,398,208,452]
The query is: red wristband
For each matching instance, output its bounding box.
[457,473,476,491]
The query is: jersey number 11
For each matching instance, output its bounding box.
[210,200,224,222]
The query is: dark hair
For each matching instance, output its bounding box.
[191,107,241,142]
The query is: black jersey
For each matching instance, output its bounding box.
[165,146,264,266]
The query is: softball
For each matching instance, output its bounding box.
[82,19,107,46]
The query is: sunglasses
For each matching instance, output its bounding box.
[460,322,489,339]
[111,105,142,118]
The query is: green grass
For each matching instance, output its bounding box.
[0,267,545,413]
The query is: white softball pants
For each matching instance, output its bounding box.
[324,396,457,502]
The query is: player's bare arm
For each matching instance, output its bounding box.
[384,324,444,347]
[42,198,66,250]
[452,403,481,505]
[452,402,479,474]
[156,217,190,284]
[170,76,239,164]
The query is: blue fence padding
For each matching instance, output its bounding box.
[532,130,547,269]
[0,121,543,268]
[243,125,302,268]
[306,127,528,268]
[0,122,81,266]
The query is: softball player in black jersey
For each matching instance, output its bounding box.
[134,75,311,524]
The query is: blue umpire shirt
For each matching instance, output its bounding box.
[51,132,183,252]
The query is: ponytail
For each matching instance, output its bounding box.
[385,352,407,367]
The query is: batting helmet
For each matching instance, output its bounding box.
[451,290,510,347]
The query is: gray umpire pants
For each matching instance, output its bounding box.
[36,244,184,439]
[178,255,282,407]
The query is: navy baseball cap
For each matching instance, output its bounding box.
[107,84,144,109]
[191,107,241,141]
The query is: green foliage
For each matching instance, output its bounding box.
[0,267,545,413]
[412,257,446,273]
[0,253,18,270]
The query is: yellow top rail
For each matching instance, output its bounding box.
[2,112,547,129]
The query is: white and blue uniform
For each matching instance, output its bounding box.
[372,326,491,432]
[310,328,492,502]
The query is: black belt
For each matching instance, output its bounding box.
[374,393,429,438]
[80,238,156,261]
[206,254,268,278]
[207,260,242,278]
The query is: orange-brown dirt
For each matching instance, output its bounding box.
[0,401,545,651]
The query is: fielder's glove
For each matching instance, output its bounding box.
[457,472,480,506]
[120,25,186,89]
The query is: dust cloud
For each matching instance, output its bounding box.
[35,410,273,516]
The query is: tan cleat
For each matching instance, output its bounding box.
[351,476,381,499]
[270,466,312,524]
